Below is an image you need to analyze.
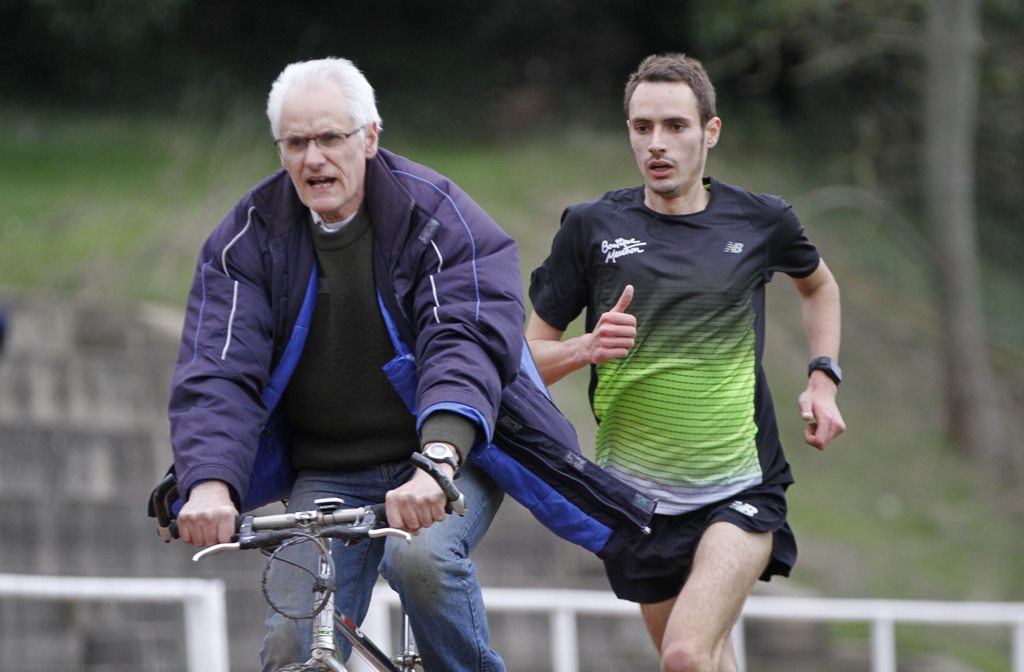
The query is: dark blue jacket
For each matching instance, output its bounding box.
[169,149,653,558]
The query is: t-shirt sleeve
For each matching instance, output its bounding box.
[528,206,590,331]
[764,199,820,279]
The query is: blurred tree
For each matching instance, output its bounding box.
[689,0,1018,470]
[923,0,1007,470]
[0,0,695,132]
[689,0,1023,236]
[0,0,190,108]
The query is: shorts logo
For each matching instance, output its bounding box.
[729,500,759,517]
[601,237,647,263]
[724,241,744,254]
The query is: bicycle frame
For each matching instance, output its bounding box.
[322,524,415,672]
[192,502,438,671]
[177,454,459,672]
[305,539,347,672]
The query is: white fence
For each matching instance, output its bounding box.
[738,595,1024,672]
[358,586,1024,672]
[4,574,1023,672]
[0,573,228,672]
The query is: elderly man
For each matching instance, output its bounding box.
[169,57,519,671]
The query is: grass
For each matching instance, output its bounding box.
[0,107,278,304]
[4,107,1023,669]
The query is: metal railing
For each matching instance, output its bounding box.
[0,573,228,672]
[359,586,1024,672]
[738,595,1024,672]
[4,574,1022,672]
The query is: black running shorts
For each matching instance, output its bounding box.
[602,482,797,604]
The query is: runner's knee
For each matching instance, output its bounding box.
[661,638,713,672]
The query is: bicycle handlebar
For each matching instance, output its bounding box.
[154,454,465,547]
[191,501,411,561]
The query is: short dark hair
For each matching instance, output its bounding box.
[624,53,717,125]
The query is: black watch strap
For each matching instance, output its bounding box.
[808,356,842,385]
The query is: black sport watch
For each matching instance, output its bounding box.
[808,356,842,386]
[422,442,459,470]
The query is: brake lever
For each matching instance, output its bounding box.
[192,542,240,561]
[368,527,413,542]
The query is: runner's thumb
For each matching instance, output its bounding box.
[611,285,634,313]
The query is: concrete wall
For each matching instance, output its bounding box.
[0,293,268,671]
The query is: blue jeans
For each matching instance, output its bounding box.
[260,459,506,672]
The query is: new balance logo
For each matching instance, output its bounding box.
[729,500,759,517]
[724,241,744,254]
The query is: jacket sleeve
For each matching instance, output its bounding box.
[168,199,276,504]
[405,183,525,446]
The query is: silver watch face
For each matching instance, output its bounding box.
[425,443,455,460]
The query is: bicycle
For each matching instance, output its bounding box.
[151,453,466,672]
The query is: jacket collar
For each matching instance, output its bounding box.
[248,149,415,251]
[363,148,417,254]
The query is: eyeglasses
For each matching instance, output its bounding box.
[274,125,366,157]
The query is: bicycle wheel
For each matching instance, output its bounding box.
[262,534,334,620]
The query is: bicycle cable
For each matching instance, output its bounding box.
[261,532,335,620]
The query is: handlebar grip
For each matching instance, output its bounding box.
[366,502,388,525]
[238,528,304,550]
[318,524,378,542]
[150,471,180,543]
[410,452,466,515]
[165,514,248,543]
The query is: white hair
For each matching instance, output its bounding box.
[265,57,383,139]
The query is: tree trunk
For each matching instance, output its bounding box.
[923,0,1006,467]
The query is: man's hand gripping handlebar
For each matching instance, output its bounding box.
[409,452,466,516]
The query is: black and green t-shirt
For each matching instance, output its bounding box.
[529,178,820,514]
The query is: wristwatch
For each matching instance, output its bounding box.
[807,356,842,386]
[422,442,460,470]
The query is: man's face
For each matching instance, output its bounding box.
[627,81,720,211]
[277,81,379,223]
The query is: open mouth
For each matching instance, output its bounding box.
[648,160,673,175]
[307,176,336,189]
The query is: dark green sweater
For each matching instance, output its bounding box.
[285,209,475,471]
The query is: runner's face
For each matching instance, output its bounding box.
[627,81,720,212]
[278,81,379,223]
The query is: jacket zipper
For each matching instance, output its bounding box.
[496,404,655,531]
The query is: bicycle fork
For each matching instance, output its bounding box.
[393,613,421,671]
[308,551,347,672]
